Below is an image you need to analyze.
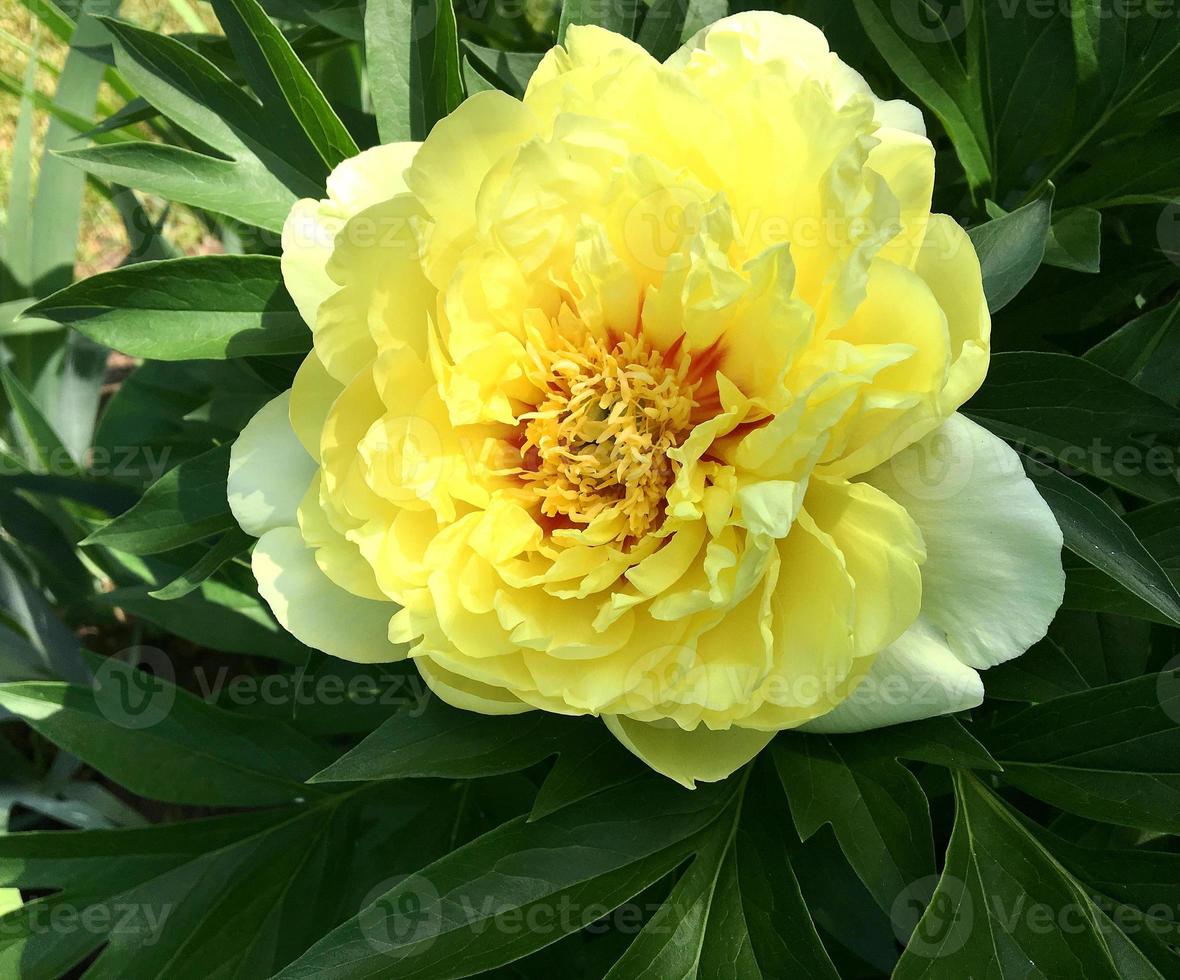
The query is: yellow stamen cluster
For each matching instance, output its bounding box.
[519,331,699,543]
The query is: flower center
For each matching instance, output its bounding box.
[519,332,699,543]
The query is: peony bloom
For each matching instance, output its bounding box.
[228,13,1064,786]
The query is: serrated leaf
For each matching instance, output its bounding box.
[25,255,309,359]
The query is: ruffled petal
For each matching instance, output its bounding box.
[228,391,316,537]
[405,90,539,285]
[804,476,926,657]
[280,142,420,329]
[603,715,773,789]
[253,526,404,664]
[866,413,1064,669]
[415,656,533,715]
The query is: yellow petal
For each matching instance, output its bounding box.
[603,715,772,789]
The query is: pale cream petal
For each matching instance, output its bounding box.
[228,391,316,537]
[866,413,1064,669]
[325,141,419,214]
[801,618,984,733]
[253,526,404,664]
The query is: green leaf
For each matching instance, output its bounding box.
[0,659,330,806]
[1071,0,1180,134]
[967,186,1053,312]
[460,41,540,99]
[0,782,459,977]
[1023,822,1180,975]
[605,764,839,980]
[25,255,309,359]
[1043,207,1101,273]
[93,580,306,663]
[1086,297,1180,406]
[635,0,689,61]
[98,16,323,196]
[0,556,89,684]
[211,0,358,176]
[149,527,253,599]
[28,0,120,297]
[365,0,464,143]
[558,0,640,44]
[1,32,40,294]
[0,365,78,473]
[82,443,235,555]
[851,0,990,190]
[56,142,298,232]
[772,718,996,915]
[984,610,1149,702]
[310,697,601,782]
[982,673,1180,834]
[966,351,1180,502]
[1020,456,1180,625]
[274,777,733,979]
[893,772,1162,979]
[529,732,640,822]
[1059,129,1180,209]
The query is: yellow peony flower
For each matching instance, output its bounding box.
[228,13,1064,786]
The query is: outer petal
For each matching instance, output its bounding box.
[800,619,984,733]
[405,90,539,285]
[603,715,773,789]
[228,391,316,537]
[253,526,404,664]
[669,11,923,133]
[866,413,1065,669]
[415,656,532,715]
[280,142,420,329]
